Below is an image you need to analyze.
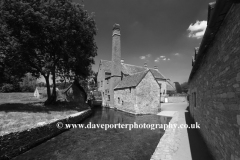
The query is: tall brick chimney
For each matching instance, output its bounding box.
[110,23,121,108]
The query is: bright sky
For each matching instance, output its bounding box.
[39,0,213,84]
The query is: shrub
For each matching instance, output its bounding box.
[1,83,14,92]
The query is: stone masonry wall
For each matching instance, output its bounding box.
[189,4,240,160]
[0,109,92,160]
[136,71,160,114]
[114,88,136,114]
[97,66,106,106]
[167,97,186,103]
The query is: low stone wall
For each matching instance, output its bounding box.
[166,97,186,103]
[0,109,92,160]
[151,112,182,160]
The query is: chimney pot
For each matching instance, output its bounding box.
[113,24,120,31]
[154,66,158,70]
[121,59,124,64]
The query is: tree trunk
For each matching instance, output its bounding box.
[44,74,53,105]
[51,68,57,103]
[44,74,51,99]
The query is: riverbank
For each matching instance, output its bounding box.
[0,108,92,160]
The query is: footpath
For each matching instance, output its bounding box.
[151,102,213,160]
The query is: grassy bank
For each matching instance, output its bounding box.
[0,92,89,135]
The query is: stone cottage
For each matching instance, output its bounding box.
[97,24,174,114]
[188,1,240,160]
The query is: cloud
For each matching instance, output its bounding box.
[140,54,151,60]
[174,53,180,56]
[154,55,170,62]
[154,57,160,62]
[140,56,146,60]
[187,20,207,39]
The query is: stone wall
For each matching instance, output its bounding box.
[157,80,167,97]
[0,109,92,160]
[189,4,240,160]
[114,87,137,114]
[136,71,160,114]
[97,65,106,106]
[167,97,186,103]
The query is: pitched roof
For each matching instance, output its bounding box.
[100,60,166,80]
[114,70,149,90]
[63,80,87,101]
[149,68,165,79]
[166,80,176,91]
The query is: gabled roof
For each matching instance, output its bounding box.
[63,80,87,101]
[121,63,146,74]
[149,68,165,79]
[99,60,166,80]
[166,80,176,91]
[114,70,149,90]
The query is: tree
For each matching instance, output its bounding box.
[181,82,189,93]
[20,73,37,92]
[174,82,182,93]
[0,0,97,104]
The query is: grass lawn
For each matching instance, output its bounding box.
[0,92,89,136]
[0,92,46,104]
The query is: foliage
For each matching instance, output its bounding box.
[180,82,189,93]
[174,82,182,93]
[0,0,97,103]
[20,73,37,92]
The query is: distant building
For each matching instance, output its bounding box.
[97,24,175,114]
[188,1,240,160]
[63,80,87,103]
[33,88,40,98]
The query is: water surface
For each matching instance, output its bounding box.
[14,107,171,160]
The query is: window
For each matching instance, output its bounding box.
[192,92,197,107]
[194,92,197,107]
[122,100,124,105]
[129,88,131,93]
[101,81,103,87]
[118,97,120,103]
[105,90,107,95]
[107,79,109,84]
[108,95,110,101]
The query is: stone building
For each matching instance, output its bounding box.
[97,24,174,114]
[188,1,240,160]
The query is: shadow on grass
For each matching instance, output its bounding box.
[0,102,90,113]
[185,111,214,160]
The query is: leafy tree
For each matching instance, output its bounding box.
[0,0,97,104]
[174,82,182,93]
[181,82,189,93]
[20,73,37,92]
